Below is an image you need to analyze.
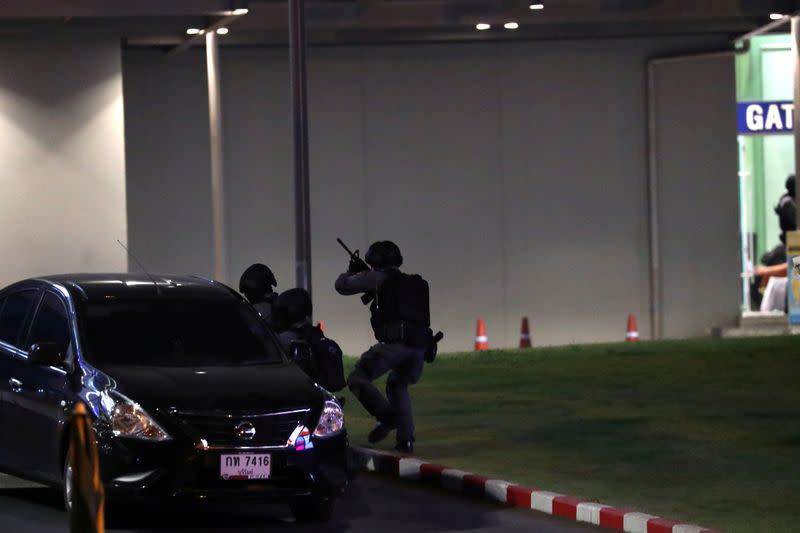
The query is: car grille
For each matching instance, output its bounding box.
[170,409,311,448]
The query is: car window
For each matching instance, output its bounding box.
[0,290,39,348]
[81,297,285,367]
[28,292,71,354]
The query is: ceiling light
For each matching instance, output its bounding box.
[504,22,519,30]
[530,3,545,9]
[232,8,249,15]
[770,13,785,20]
[216,27,229,35]
[186,28,201,35]
[476,23,491,31]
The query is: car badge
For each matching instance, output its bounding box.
[235,421,256,441]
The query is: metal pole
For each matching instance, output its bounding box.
[646,60,662,340]
[206,30,228,283]
[793,17,800,222]
[289,0,312,298]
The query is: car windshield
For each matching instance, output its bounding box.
[80,297,285,367]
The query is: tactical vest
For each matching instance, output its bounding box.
[776,194,797,236]
[370,270,431,348]
[252,295,276,328]
[287,323,346,393]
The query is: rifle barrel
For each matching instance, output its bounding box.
[336,238,356,257]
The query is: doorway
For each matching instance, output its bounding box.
[737,33,796,315]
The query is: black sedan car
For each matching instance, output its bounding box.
[0,273,348,522]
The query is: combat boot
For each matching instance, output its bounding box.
[394,440,413,454]
[367,420,397,443]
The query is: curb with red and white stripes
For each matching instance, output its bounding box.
[354,447,722,533]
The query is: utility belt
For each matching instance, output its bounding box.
[372,320,430,348]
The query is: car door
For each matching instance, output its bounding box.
[0,289,40,474]
[11,290,74,482]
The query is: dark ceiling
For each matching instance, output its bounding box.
[0,0,797,48]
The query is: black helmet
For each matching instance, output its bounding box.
[365,241,403,270]
[276,288,312,325]
[239,263,277,300]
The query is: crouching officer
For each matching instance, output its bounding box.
[239,263,278,327]
[274,288,314,352]
[335,241,430,454]
[275,288,346,393]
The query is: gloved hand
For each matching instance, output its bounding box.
[424,331,444,363]
[348,257,369,274]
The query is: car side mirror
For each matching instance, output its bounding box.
[28,342,66,367]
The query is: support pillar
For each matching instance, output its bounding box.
[289,0,312,298]
[206,30,228,283]
[793,17,800,219]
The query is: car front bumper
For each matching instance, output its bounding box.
[97,431,349,504]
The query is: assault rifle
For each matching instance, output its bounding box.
[337,238,375,305]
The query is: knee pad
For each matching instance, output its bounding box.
[386,372,407,388]
[347,370,368,396]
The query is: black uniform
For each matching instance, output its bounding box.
[775,180,797,242]
[275,288,347,393]
[336,258,430,449]
[251,295,277,325]
[278,317,312,352]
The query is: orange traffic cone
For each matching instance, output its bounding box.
[69,402,105,533]
[474,319,489,351]
[625,313,639,342]
[318,321,326,334]
[519,317,532,348]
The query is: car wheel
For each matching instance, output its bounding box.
[290,497,335,523]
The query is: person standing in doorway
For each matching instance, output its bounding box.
[760,175,796,267]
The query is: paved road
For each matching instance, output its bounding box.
[0,473,597,532]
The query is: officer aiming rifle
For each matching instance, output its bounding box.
[335,239,442,453]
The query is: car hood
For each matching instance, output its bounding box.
[99,363,324,413]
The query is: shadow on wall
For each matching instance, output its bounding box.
[0,35,128,288]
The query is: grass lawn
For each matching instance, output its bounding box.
[340,337,800,533]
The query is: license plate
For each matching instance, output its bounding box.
[220,453,271,480]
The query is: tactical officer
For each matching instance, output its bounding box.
[239,263,278,326]
[335,241,431,454]
[275,288,314,352]
[276,288,347,393]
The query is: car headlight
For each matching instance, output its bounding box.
[108,394,171,442]
[313,400,344,438]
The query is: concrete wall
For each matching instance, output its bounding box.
[652,55,740,337]
[122,35,735,354]
[0,37,127,288]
